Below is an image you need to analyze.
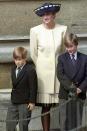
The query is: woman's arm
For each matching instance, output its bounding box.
[30,28,38,65]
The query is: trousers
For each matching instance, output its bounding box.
[6,103,31,131]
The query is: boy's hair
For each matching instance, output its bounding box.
[13,47,28,59]
[64,33,78,47]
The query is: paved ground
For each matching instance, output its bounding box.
[0,93,87,131]
[0,100,60,131]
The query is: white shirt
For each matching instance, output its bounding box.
[15,65,25,78]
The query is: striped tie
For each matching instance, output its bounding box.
[17,67,21,77]
[71,54,76,66]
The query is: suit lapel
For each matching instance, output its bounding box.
[74,52,81,77]
[13,64,27,88]
[65,52,81,79]
[65,53,76,78]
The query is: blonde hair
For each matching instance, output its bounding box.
[13,47,28,59]
[64,33,78,47]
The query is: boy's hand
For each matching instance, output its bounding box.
[28,103,35,111]
[70,83,76,91]
[77,88,82,95]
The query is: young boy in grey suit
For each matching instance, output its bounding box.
[6,47,37,131]
[57,33,87,131]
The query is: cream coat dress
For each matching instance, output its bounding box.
[30,24,67,104]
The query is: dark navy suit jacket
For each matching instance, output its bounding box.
[11,61,37,104]
[57,52,87,100]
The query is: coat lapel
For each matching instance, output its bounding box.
[65,52,81,79]
[12,64,27,88]
[74,52,81,77]
[65,53,76,78]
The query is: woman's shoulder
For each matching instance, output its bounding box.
[55,24,67,30]
[30,24,43,32]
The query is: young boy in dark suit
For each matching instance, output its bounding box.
[6,47,37,131]
[57,33,87,131]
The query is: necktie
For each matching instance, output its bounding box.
[71,54,76,66]
[17,67,21,78]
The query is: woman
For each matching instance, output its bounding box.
[30,3,67,131]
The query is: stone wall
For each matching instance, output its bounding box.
[0,0,86,35]
[0,0,87,89]
[0,64,12,89]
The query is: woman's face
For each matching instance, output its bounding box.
[42,12,55,25]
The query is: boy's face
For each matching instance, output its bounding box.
[66,43,77,54]
[14,57,26,68]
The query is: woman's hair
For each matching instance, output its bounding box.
[13,47,28,59]
[64,33,78,47]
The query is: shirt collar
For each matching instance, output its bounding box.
[70,52,77,60]
[16,64,25,70]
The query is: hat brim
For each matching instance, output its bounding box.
[34,4,61,17]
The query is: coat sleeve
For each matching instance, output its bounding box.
[57,56,72,91]
[28,66,37,103]
[60,26,67,53]
[79,57,87,91]
[30,28,38,65]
